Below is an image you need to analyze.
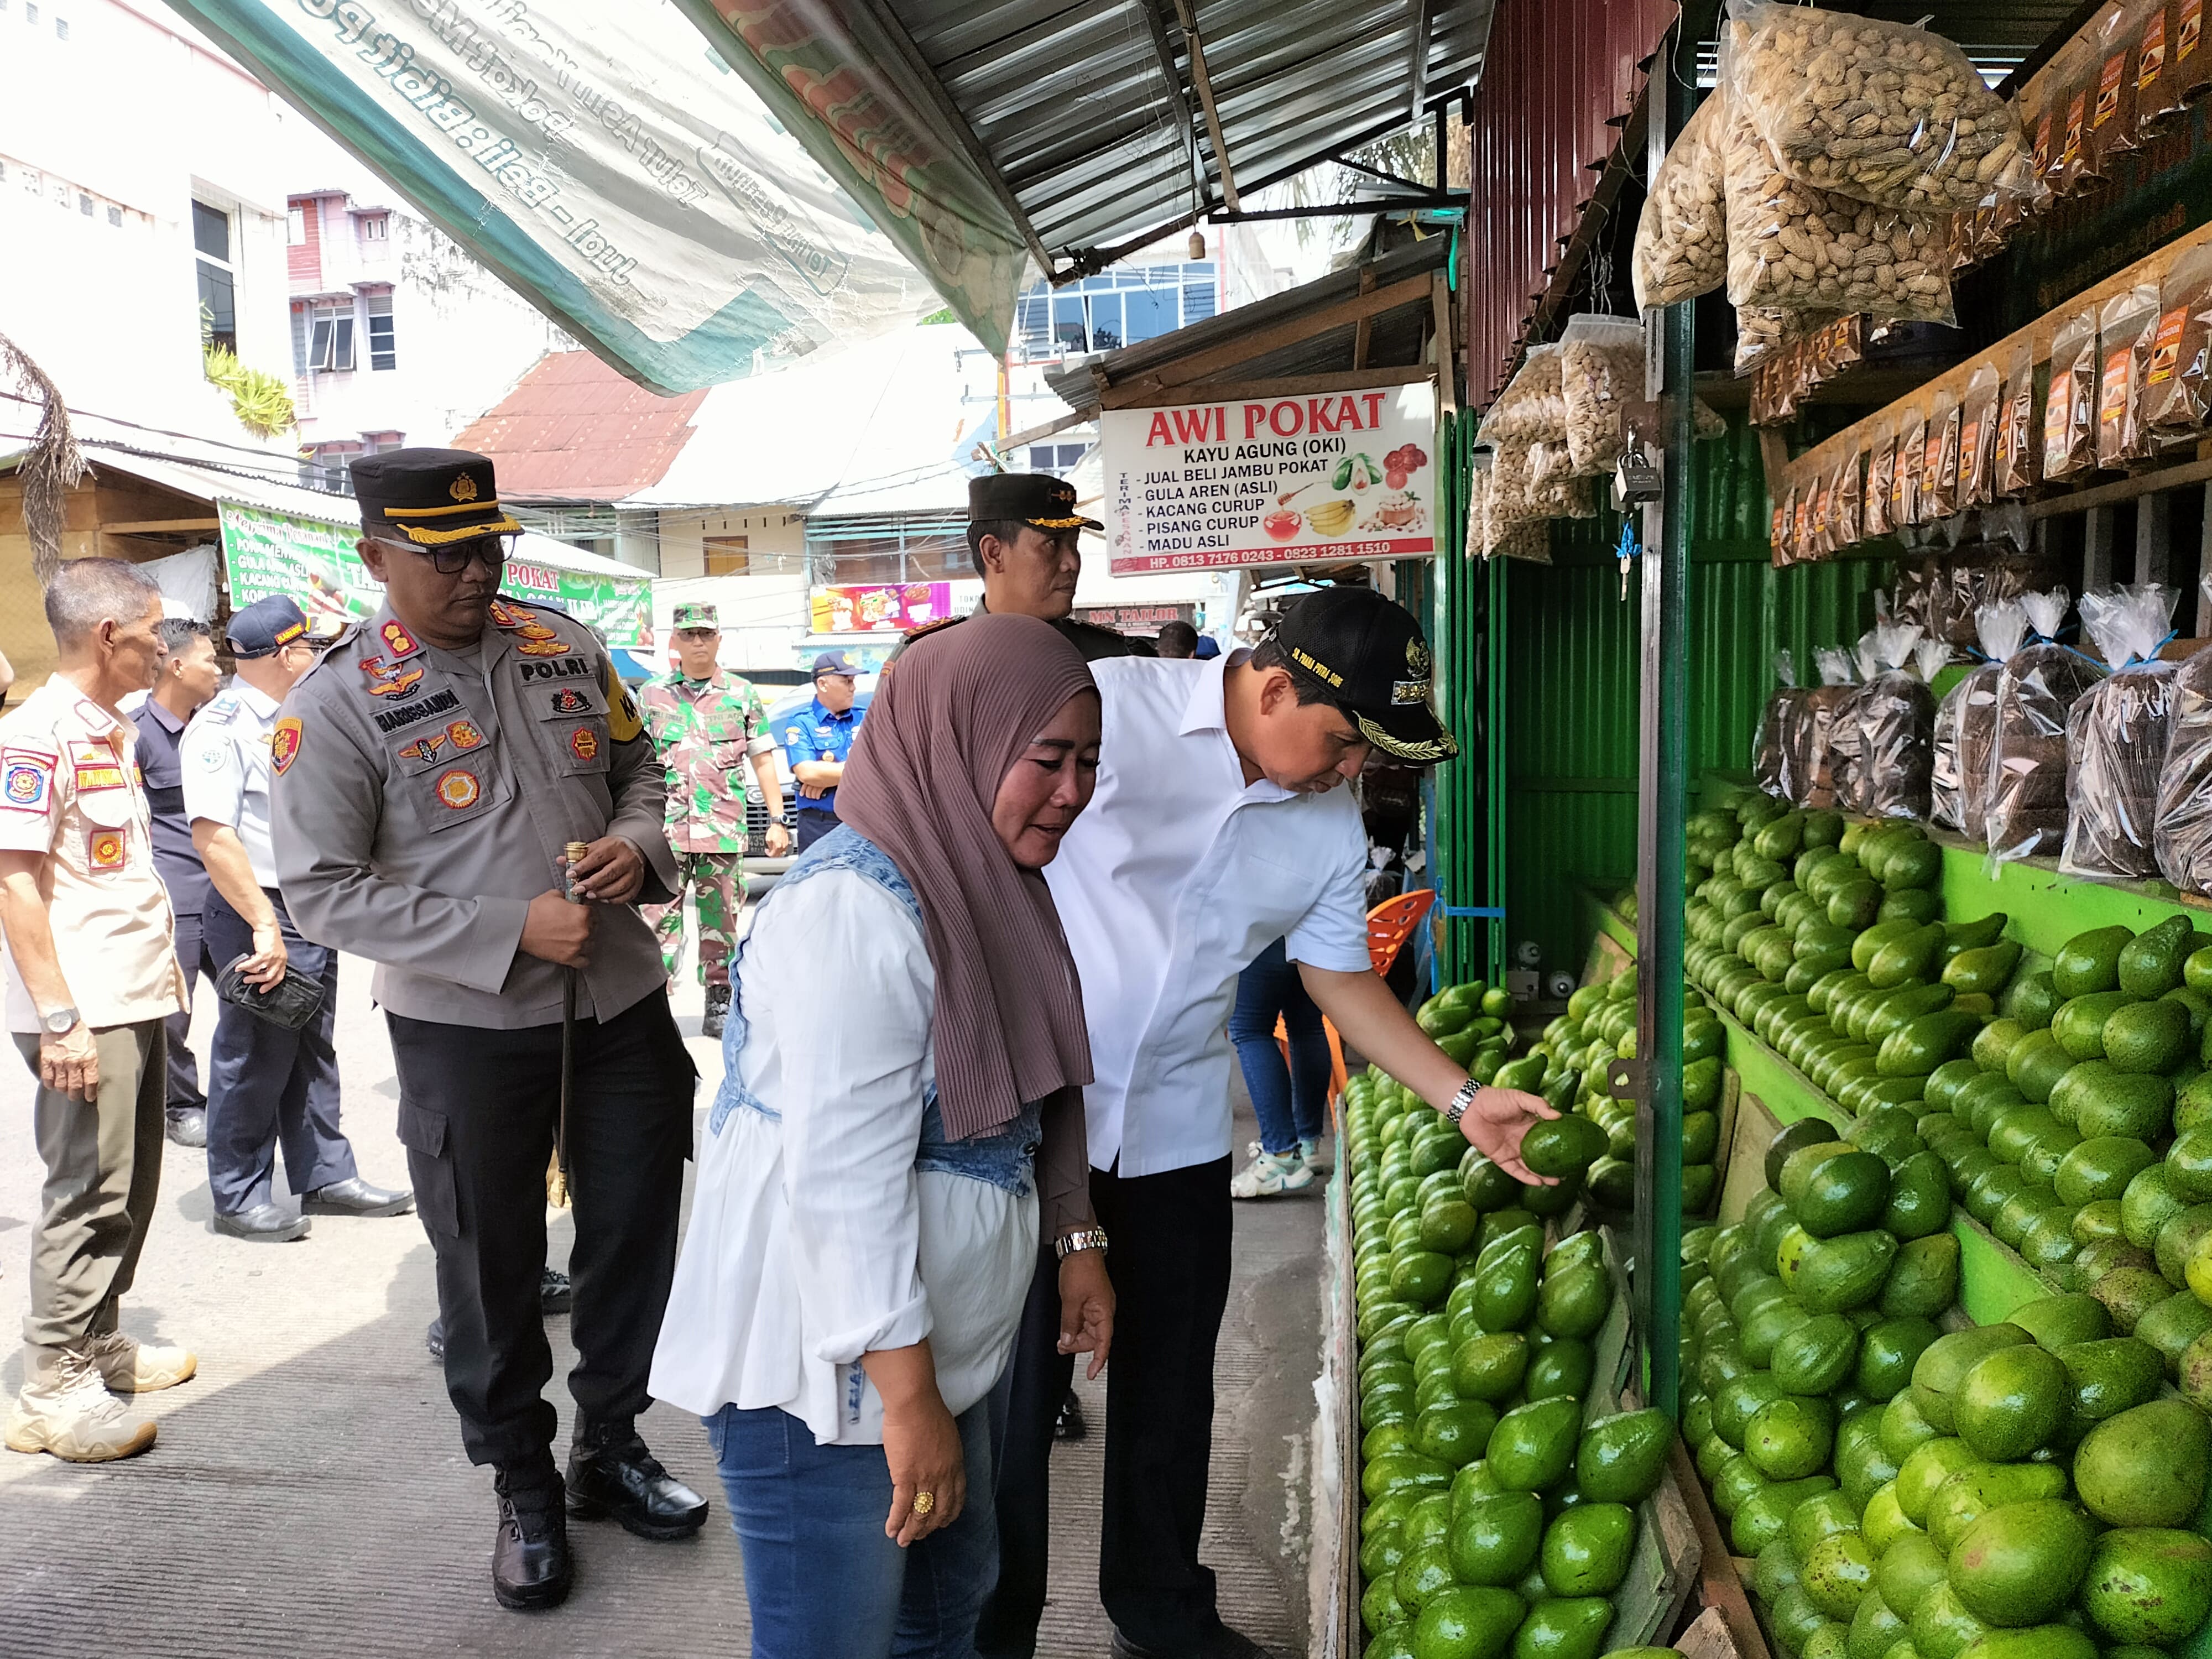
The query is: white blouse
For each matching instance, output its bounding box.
[649,867,1040,1446]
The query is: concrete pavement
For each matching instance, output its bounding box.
[0,927,1327,1657]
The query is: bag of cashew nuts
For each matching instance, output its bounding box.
[1729,2,2040,212]
[1561,315,1648,476]
[1483,345,1568,444]
[1794,646,1860,806]
[1855,623,1939,819]
[1892,409,1926,526]
[2087,0,2148,173]
[2136,0,2191,133]
[2152,578,2212,894]
[2063,582,2180,879]
[1723,99,1958,326]
[1634,93,1730,310]
[1918,391,1964,521]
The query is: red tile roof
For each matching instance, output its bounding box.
[450,351,708,502]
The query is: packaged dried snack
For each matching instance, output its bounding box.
[1995,343,2041,497]
[1494,520,1554,564]
[1894,558,1943,638]
[1797,645,1860,806]
[1936,597,2030,833]
[2181,0,2212,103]
[2144,243,2212,437]
[1634,93,1730,310]
[2097,283,2162,467]
[1463,466,1488,562]
[1832,449,1863,548]
[2137,0,2188,131]
[1989,588,2100,864]
[2044,306,2100,479]
[1560,315,1648,476]
[1721,100,1958,324]
[1729,2,2038,211]
[1754,649,1807,799]
[2063,582,2180,877]
[1893,410,1925,525]
[1960,362,2001,507]
[1772,489,1795,566]
[1482,345,1567,444]
[2088,1,2145,171]
[2153,576,2212,893]
[1865,421,1896,536]
[1920,391,1963,520]
[2053,41,2100,194]
[1855,620,1938,818]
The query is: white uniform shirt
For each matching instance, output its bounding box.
[650,867,1039,1444]
[1044,653,1372,1178]
[181,680,281,888]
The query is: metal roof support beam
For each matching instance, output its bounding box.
[1170,0,1242,212]
[1212,196,1463,220]
[1408,0,1434,125]
[1097,272,1434,403]
[1130,0,1210,213]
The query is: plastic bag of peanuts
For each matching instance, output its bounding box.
[1480,344,1567,444]
[1728,2,2041,213]
[1632,93,1729,310]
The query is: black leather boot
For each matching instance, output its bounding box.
[567,1420,708,1540]
[491,1459,572,1611]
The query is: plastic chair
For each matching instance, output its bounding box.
[1275,889,1437,1121]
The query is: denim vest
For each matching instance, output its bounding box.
[707,824,1041,1196]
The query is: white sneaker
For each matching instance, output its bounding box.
[82,1328,198,1393]
[1230,1142,1314,1199]
[6,1345,158,1462]
[1298,1136,1323,1172]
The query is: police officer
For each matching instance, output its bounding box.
[638,601,784,1039]
[779,649,865,853]
[185,595,411,1243]
[271,450,704,1613]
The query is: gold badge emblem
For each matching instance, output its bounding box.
[449,473,480,503]
[1407,639,1432,680]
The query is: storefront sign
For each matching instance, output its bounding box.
[809,582,952,634]
[1070,603,1194,631]
[219,503,650,648]
[1100,381,1438,573]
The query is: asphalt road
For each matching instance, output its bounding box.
[0,912,1327,1657]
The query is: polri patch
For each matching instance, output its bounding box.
[569,727,599,763]
[434,769,481,810]
[548,687,592,717]
[271,718,303,775]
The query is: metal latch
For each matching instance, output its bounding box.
[1605,1057,1646,1102]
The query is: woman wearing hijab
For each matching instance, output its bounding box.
[650,613,1113,1658]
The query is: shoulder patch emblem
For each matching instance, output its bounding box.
[548,687,592,717]
[87,828,125,870]
[270,718,303,775]
[515,637,572,658]
[487,598,535,631]
[379,619,422,660]
[3,753,52,811]
[361,656,425,700]
[434,769,481,810]
[445,719,484,752]
[570,727,599,763]
[398,733,447,766]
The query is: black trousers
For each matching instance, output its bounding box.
[794,808,841,851]
[386,992,695,1469]
[978,1156,1235,1656]
[162,899,217,1113]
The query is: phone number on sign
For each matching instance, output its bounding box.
[1122,540,1418,571]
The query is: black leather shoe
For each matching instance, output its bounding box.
[567,1426,708,1540]
[212,1203,310,1243]
[303,1177,415,1217]
[165,1107,206,1148]
[492,1466,572,1611]
[701,984,731,1040]
[540,1269,572,1314]
[425,1318,445,1361]
[1055,1387,1087,1441]
[1109,1626,1282,1659]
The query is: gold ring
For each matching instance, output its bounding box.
[912,1491,935,1517]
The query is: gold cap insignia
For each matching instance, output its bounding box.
[1406,639,1432,680]
[449,473,480,503]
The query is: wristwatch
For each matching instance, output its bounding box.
[1055,1226,1109,1260]
[40,1005,79,1036]
[1443,1076,1485,1128]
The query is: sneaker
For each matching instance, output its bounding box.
[1229,1143,1313,1199]
[6,1345,158,1462]
[1298,1136,1323,1172]
[82,1328,198,1393]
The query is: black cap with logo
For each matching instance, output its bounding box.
[1270,586,1458,764]
[226,594,312,659]
[969,472,1102,532]
[351,447,522,546]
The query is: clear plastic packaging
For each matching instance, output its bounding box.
[1893,410,1925,526]
[1797,645,1860,806]
[1832,448,1863,549]
[1634,94,1730,310]
[2143,243,2212,437]
[1961,362,2001,507]
[1754,649,1806,798]
[1729,2,2040,211]
[2152,601,2212,895]
[1988,588,2099,864]
[2137,0,2189,131]
[2044,306,2100,479]
[1934,597,2028,834]
[1865,420,1897,536]
[1828,629,1884,810]
[2088,1,2146,170]
[1854,620,1937,818]
[2049,40,2100,195]
[1921,392,1963,520]
[1481,345,1567,444]
[2182,0,2212,104]
[2097,283,2162,467]
[1996,343,2041,497]
[1561,315,1648,476]
[2062,583,2180,877]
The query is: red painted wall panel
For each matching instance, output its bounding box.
[1462,0,1678,403]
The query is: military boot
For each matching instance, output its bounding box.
[6,1343,158,1462]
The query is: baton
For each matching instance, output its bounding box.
[559,841,589,1198]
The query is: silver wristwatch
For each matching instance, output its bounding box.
[1055,1226,1109,1260]
[40,1005,79,1035]
[1443,1076,1485,1128]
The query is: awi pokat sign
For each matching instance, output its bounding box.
[1101,381,1437,573]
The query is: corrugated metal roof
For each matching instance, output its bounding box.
[888,0,1491,267]
[450,352,709,503]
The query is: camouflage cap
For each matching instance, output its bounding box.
[672,602,719,630]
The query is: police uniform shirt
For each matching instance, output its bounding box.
[270,598,678,1031]
[180,681,281,886]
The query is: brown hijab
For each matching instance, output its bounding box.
[834,613,1098,1139]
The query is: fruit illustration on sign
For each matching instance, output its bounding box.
[1263,509,1302,541]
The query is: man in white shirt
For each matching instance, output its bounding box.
[980,586,1553,1659]
[185,596,411,1243]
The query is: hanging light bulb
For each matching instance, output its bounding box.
[1188,229,1207,260]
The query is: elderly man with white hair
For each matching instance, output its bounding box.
[0,557,198,1464]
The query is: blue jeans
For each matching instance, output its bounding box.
[708,1397,1002,1659]
[1228,938,1331,1155]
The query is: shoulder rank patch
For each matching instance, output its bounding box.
[86,828,125,870]
[271,718,303,775]
[487,598,535,631]
[379,618,422,660]
[2,750,54,812]
[434,768,481,810]
[514,636,571,659]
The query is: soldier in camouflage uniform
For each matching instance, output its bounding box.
[638,603,785,1038]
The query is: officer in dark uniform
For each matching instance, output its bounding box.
[270,450,705,1613]
[891,473,1156,668]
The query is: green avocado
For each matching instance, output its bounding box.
[2004,1293,2109,1350]
[1952,1344,2069,1461]
[1733,1474,1840,1556]
[2119,915,2197,999]
[2053,1138,2159,1208]
[1849,1579,1910,1659]
[1860,1318,1943,1403]
[1945,941,2023,997]
[2105,997,2193,1075]
[1746,1394,1839,1480]
[2052,992,2132,1062]
[2068,1065,2174,1141]
[1786,1229,1901,1316]
[1910,1580,1994,1659]
[1880,1234,1960,1321]
[1510,1594,1613,1659]
[1883,839,1944,891]
[1473,1241,1540,1332]
[1519,1116,1608,1179]
[1911,1326,2033,1433]
[2005,1030,2073,1105]
[1418,1399,1503,1468]
[2011,971,2063,1032]
[1453,1332,1532,1402]
[1945,1500,2096,1629]
[1412,1585,1526,1659]
[1447,1488,1543,1585]
[1803,1529,1880,1621]
[1537,1262,1611,1340]
[1925,1059,1984,1112]
[1882,888,1945,926]
[2079,1527,2212,1647]
[1775,1314,1864,1397]
[2157,1205,2212,1288]
[1895,1437,1980,1525]
[1882,1153,1953,1243]
[2074,1397,2212,1527]
[1871,925,1949,991]
[1880,1531,1950,1621]
[1925,1462,2072,1557]
[1879,1013,1983,1079]
[1486,1397,1582,1492]
[2053,926,2135,999]
[1539,1501,1634,1596]
[2091,1266,2178,1335]
[1798,1151,1896,1238]
[2056,1337,2165,1426]
[1574,1408,1672,1505]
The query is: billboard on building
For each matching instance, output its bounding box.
[808,582,952,634]
[1099,382,1439,574]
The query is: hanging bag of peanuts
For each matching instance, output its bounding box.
[2062,582,2181,878]
[1937,597,2030,834]
[2153,571,2212,891]
[1960,362,2001,507]
[1560,314,1648,476]
[1797,646,1860,805]
[1987,588,2102,864]
[1482,345,1567,444]
[2097,283,2162,467]
[2044,306,2101,479]
[1919,391,1964,520]
[2088,1,2147,171]
[1864,419,1897,536]
[1995,343,2042,496]
[1634,93,1730,310]
[2143,243,2212,438]
[1754,649,1807,799]
[1728,2,2041,211]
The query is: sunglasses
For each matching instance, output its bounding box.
[374,534,512,576]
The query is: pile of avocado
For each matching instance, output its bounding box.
[1348,1073,1684,1659]
[1417,979,1525,1089]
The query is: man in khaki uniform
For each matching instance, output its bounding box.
[272,448,705,1613]
[0,558,199,1464]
